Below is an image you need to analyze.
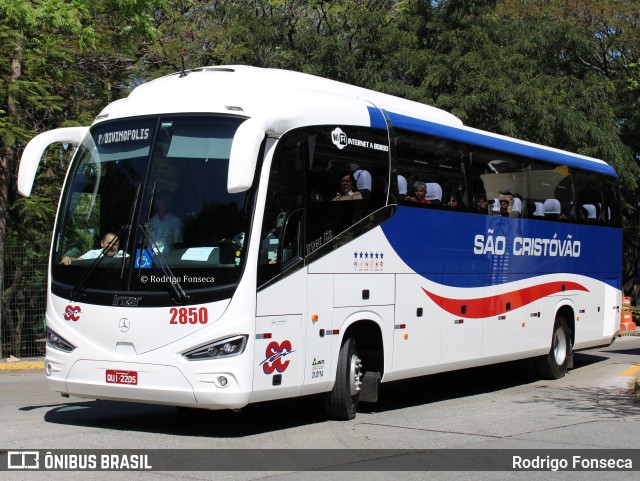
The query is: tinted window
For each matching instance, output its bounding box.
[575,170,621,226]
[396,130,468,210]
[469,148,526,217]
[304,126,389,257]
[258,137,305,286]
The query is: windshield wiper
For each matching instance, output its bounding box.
[142,179,157,228]
[139,223,191,304]
[120,182,142,279]
[136,178,156,279]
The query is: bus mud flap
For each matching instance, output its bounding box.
[359,371,380,403]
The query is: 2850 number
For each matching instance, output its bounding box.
[169,307,208,325]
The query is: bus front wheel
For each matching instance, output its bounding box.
[535,315,572,379]
[324,337,362,420]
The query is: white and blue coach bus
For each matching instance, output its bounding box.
[18,66,621,420]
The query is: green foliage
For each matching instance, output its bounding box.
[1,0,639,239]
[3,0,640,354]
[0,0,166,356]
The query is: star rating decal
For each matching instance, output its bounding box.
[353,251,385,271]
[354,251,384,259]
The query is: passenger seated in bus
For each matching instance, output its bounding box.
[498,197,511,216]
[499,191,520,217]
[331,171,363,201]
[447,192,464,209]
[353,169,372,199]
[148,190,184,252]
[475,195,489,214]
[493,192,512,217]
[397,174,407,201]
[425,182,442,203]
[61,232,124,265]
[579,204,597,222]
[405,181,429,203]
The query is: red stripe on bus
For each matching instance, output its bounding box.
[422,281,589,318]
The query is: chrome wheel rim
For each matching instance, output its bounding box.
[553,328,567,365]
[349,354,363,396]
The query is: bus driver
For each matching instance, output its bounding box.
[148,190,184,252]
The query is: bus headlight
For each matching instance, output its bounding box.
[46,328,76,353]
[183,335,248,361]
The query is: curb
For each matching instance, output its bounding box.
[619,331,640,337]
[0,360,45,372]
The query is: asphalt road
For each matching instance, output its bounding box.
[1,336,639,480]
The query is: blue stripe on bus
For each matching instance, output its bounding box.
[367,106,388,130]
[380,207,621,288]
[383,111,618,177]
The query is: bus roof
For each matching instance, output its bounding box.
[96,65,616,177]
[96,65,462,129]
[381,111,618,177]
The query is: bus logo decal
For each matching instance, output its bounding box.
[331,127,389,152]
[118,318,130,332]
[64,305,81,321]
[260,340,294,374]
[474,232,582,258]
[112,295,143,307]
[422,281,589,318]
[331,128,347,149]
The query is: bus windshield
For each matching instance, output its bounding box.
[51,115,251,306]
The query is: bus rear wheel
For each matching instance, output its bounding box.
[324,337,362,420]
[535,315,572,379]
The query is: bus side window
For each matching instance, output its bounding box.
[395,129,467,211]
[469,148,527,217]
[575,170,620,226]
[528,160,574,222]
[304,125,388,257]
[258,133,305,286]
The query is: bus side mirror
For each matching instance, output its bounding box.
[227,117,275,193]
[18,127,89,197]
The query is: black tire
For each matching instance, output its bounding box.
[324,337,362,420]
[535,315,572,379]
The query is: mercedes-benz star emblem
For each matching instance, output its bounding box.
[118,318,130,332]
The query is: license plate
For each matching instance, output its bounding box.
[106,370,138,385]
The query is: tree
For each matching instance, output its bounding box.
[0,0,95,356]
[0,0,164,356]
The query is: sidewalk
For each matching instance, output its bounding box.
[0,356,45,372]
